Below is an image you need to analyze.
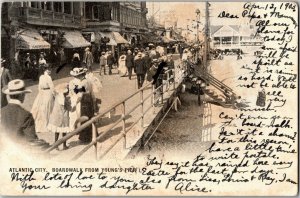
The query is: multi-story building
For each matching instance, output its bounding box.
[83,1,148,55]
[210,25,263,51]
[1,1,90,74]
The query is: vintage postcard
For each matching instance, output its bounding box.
[0,1,298,196]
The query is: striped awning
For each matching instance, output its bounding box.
[98,32,129,46]
[62,31,91,48]
[16,29,50,49]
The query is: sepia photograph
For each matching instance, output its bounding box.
[0,1,298,196]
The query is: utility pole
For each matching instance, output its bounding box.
[203,1,210,72]
[195,9,201,63]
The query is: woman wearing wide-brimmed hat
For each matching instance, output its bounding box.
[31,64,55,133]
[68,67,88,131]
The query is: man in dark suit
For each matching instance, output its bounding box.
[125,50,134,80]
[143,51,152,72]
[134,52,147,89]
[1,59,12,108]
[106,51,114,75]
[1,79,38,142]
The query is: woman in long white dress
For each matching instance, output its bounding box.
[68,67,87,131]
[31,65,55,133]
[118,52,127,76]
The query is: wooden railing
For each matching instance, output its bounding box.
[45,68,186,160]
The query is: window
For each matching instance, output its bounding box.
[41,2,45,9]
[64,2,71,14]
[93,6,99,20]
[53,2,62,12]
[85,4,92,19]
[30,2,38,8]
[45,2,52,10]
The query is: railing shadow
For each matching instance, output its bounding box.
[201,102,215,142]
[97,122,134,143]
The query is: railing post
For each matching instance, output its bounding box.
[92,122,97,160]
[140,89,144,129]
[161,74,164,104]
[166,70,170,91]
[122,102,126,149]
[152,84,155,114]
[173,69,176,90]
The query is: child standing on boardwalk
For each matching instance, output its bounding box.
[47,83,72,150]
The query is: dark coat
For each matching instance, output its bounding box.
[125,54,134,68]
[134,58,146,75]
[1,103,38,142]
[166,60,175,69]
[147,65,157,82]
[143,55,152,70]
[256,91,266,107]
[107,54,115,65]
[1,68,12,108]
[152,61,166,85]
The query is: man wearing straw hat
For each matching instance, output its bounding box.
[1,79,38,142]
[134,52,146,89]
[83,47,94,72]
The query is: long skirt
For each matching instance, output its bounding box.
[31,90,54,133]
[118,64,128,76]
[69,102,81,131]
[78,93,94,143]
[47,96,71,133]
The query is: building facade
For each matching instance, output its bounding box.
[83,1,148,56]
[210,25,263,50]
[1,1,90,75]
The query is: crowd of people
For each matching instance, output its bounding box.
[0,43,182,150]
[92,45,177,89]
[1,39,252,152]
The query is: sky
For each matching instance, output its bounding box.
[146,2,252,28]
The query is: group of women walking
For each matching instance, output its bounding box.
[31,65,102,150]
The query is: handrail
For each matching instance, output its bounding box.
[187,61,234,93]
[46,68,183,158]
[194,66,234,94]
[199,71,233,93]
[71,69,181,160]
[46,81,152,152]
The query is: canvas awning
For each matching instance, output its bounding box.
[62,31,91,48]
[98,32,129,46]
[16,29,50,49]
[82,32,96,43]
[143,33,161,43]
[113,32,128,44]
[161,36,176,43]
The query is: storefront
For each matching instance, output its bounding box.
[13,28,51,78]
[16,29,51,50]
[61,30,91,61]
